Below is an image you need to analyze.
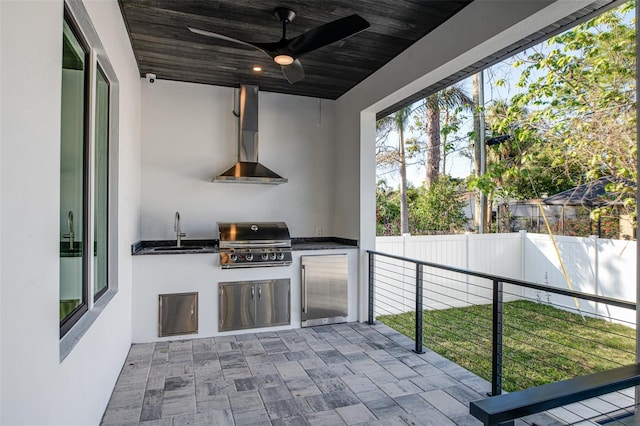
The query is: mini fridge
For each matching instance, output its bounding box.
[301,254,348,327]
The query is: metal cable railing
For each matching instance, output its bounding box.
[367,250,636,394]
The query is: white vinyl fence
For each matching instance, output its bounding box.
[375,231,636,325]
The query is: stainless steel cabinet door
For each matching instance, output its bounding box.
[301,254,348,325]
[158,292,198,337]
[219,279,290,332]
[255,279,290,327]
[219,283,255,331]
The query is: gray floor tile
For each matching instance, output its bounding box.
[362,393,405,419]
[305,390,360,412]
[139,419,172,426]
[335,403,377,425]
[276,360,308,380]
[306,367,340,382]
[298,357,328,371]
[315,377,350,394]
[317,349,349,365]
[233,407,272,425]
[393,393,434,413]
[229,389,264,413]
[305,409,347,425]
[195,378,236,399]
[140,388,164,422]
[265,398,313,420]
[378,378,422,398]
[364,416,409,426]
[443,384,484,405]
[221,366,252,380]
[102,324,494,426]
[161,394,196,417]
[260,384,294,402]
[341,374,377,394]
[286,377,322,397]
[196,394,230,412]
[101,407,141,425]
[173,409,234,426]
[400,407,457,425]
[271,415,310,425]
[420,389,469,418]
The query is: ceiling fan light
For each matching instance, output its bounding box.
[274,54,294,65]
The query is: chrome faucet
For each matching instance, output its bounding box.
[174,211,186,247]
[63,210,75,250]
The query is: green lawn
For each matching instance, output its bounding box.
[377,300,636,391]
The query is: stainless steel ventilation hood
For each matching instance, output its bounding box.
[214,85,288,184]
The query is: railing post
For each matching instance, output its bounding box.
[368,252,375,325]
[414,264,425,354]
[492,279,504,396]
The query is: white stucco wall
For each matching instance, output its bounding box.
[0,0,141,424]
[139,80,336,240]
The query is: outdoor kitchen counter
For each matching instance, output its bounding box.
[131,239,359,343]
[131,237,357,255]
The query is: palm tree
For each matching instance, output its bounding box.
[376,107,414,234]
[420,84,473,187]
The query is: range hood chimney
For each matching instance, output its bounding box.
[214,85,288,184]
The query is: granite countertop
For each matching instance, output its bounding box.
[131,237,358,255]
[291,237,358,250]
[131,239,218,255]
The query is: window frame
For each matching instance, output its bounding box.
[60,11,91,337]
[93,63,110,303]
[60,0,119,360]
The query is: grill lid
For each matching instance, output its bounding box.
[217,222,291,246]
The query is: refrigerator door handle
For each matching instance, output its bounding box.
[301,264,307,314]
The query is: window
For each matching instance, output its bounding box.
[94,67,109,300]
[60,17,89,334]
[59,3,118,341]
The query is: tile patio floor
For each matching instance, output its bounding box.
[101,322,561,426]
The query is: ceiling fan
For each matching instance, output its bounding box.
[188,7,370,84]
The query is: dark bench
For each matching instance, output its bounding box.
[469,363,640,426]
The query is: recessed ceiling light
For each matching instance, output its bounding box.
[252,66,263,72]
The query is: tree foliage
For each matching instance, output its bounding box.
[475,2,636,223]
[376,177,468,236]
[413,84,473,186]
[376,108,415,233]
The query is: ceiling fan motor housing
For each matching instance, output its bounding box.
[274,7,296,23]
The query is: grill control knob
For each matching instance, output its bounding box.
[229,253,238,262]
[245,253,254,261]
[261,253,269,261]
[269,253,277,260]
[276,252,285,261]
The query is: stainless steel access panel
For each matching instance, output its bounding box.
[218,279,290,332]
[301,254,348,327]
[158,292,198,337]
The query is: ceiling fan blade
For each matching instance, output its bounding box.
[188,26,270,56]
[281,59,305,84]
[284,14,370,58]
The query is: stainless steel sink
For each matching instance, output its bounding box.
[152,246,204,252]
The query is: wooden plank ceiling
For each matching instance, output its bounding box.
[118,0,473,99]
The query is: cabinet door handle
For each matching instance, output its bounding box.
[219,288,225,326]
[301,265,307,313]
[258,285,262,300]
[251,286,255,299]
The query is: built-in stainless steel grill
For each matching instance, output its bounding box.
[217,222,292,268]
